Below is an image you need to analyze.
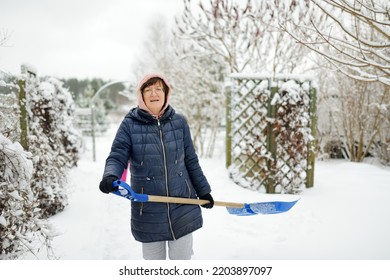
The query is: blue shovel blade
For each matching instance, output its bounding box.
[227,200,299,216]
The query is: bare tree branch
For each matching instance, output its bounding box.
[281,0,390,86]
[0,28,13,48]
[312,0,390,44]
[175,0,313,76]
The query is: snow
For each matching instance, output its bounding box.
[13,121,389,261]
[0,119,387,278]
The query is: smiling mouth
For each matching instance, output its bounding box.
[150,99,159,102]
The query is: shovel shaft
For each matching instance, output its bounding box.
[112,180,299,215]
[214,201,245,208]
[148,195,244,208]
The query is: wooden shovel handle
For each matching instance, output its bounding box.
[148,195,244,208]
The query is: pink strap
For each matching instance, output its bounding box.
[120,163,130,181]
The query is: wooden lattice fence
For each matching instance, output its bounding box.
[226,74,317,194]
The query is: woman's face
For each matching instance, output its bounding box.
[143,80,165,115]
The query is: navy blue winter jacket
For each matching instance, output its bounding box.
[103,105,211,242]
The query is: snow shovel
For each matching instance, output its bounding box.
[111,180,299,216]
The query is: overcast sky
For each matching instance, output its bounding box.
[0,0,183,81]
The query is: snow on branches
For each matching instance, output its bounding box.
[26,76,82,218]
[0,134,53,259]
[0,72,82,259]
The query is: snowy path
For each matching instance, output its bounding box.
[25,125,390,260]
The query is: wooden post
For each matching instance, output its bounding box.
[18,79,28,151]
[306,86,317,188]
[225,84,232,168]
[266,84,278,193]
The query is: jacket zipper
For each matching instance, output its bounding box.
[157,119,176,240]
[140,187,144,216]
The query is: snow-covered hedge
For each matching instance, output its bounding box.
[0,134,53,259]
[0,73,82,259]
[26,76,82,218]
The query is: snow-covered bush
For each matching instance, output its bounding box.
[1,71,79,258]
[272,80,313,193]
[0,133,53,259]
[26,76,82,218]
[0,74,20,140]
[228,76,315,194]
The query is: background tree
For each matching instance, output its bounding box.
[279,0,390,165]
[171,49,227,157]
[171,0,315,159]
[62,77,121,135]
[174,0,313,75]
[317,67,389,163]
[333,75,388,162]
[281,0,390,86]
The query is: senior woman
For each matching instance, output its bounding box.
[99,73,214,260]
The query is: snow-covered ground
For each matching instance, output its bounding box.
[5,121,388,279]
[20,122,389,261]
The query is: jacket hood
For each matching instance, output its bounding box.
[136,73,171,118]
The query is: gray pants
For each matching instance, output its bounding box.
[142,233,193,260]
